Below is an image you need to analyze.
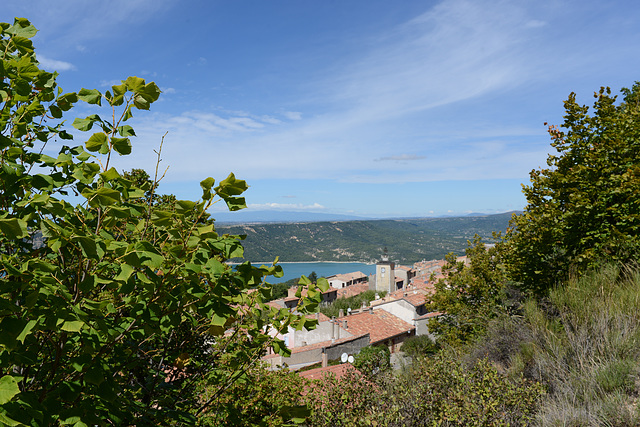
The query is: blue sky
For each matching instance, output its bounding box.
[4,1,640,218]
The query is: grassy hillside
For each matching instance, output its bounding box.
[217,212,513,263]
[468,265,640,425]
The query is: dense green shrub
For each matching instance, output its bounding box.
[197,365,308,426]
[472,265,640,426]
[506,83,640,296]
[320,290,385,318]
[304,352,544,426]
[401,334,439,359]
[352,345,391,377]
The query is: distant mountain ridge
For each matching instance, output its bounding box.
[213,209,515,224]
[217,211,516,264]
[213,210,370,224]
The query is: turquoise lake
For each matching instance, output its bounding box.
[242,262,377,284]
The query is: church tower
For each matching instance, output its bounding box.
[374,247,395,293]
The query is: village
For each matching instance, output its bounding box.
[261,249,466,380]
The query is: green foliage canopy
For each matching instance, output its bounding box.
[506,84,640,296]
[428,235,508,346]
[0,18,327,425]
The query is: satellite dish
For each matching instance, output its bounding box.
[348,355,355,364]
[341,353,348,363]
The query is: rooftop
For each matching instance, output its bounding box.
[336,310,414,345]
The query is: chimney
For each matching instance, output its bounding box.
[343,320,348,330]
[369,307,374,315]
[316,312,320,320]
[322,348,328,368]
[331,316,336,341]
[339,309,344,317]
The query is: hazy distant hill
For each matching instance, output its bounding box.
[213,210,369,223]
[217,212,515,263]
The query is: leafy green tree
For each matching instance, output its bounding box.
[352,345,391,377]
[401,335,438,359]
[197,365,308,426]
[506,83,640,296]
[308,271,318,283]
[0,18,326,426]
[428,235,508,346]
[319,290,385,318]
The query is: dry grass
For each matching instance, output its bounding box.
[472,265,640,426]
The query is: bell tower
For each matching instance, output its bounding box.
[374,247,394,293]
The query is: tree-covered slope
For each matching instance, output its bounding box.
[217,212,514,263]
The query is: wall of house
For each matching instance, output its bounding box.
[329,279,347,289]
[289,320,353,347]
[373,299,416,324]
[415,317,434,337]
[325,334,370,360]
[265,334,371,370]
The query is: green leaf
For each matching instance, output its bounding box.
[124,76,146,92]
[0,376,20,404]
[175,200,196,214]
[16,319,37,344]
[111,137,131,155]
[215,173,249,211]
[85,187,121,208]
[115,264,134,282]
[100,167,121,182]
[49,104,62,118]
[85,132,108,152]
[117,125,136,137]
[74,236,105,260]
[0,411,23,427]
[150,210,172,227]
[0,218,29,239]
[200,177,215,201]
[61,320,84,332]
[72,114,102,132]
[78,88,102,105]
[316,277,330,292]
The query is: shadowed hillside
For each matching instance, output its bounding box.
[217,212,514,263]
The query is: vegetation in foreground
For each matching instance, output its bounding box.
[2,15,640,427]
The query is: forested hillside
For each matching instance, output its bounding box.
[217,212,514,263]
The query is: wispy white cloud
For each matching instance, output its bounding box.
[283,111,302,120]
[37,55,76,71]
[247,202,326,211]
[375,154,426,162]
[111,0,556,183]
[66,0,640,195]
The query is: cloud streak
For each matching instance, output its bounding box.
[375,154,426,162]
[247,202,326,211]
[37,55,76,71]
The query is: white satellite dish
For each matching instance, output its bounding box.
[341,352,348,363]
[347,355,355,364]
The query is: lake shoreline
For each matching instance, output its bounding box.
[228,261,378,283]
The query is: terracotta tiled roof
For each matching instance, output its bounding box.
[299,363,361,380]
[327,271,367,282]
[410,276,436,293]
[288,286,338,299]
[306,312,330,322]
[336,282,370,299]
[336,310,414,345]
[416,312,442,320]
[402,292,427,307]
[395,265,414,271]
